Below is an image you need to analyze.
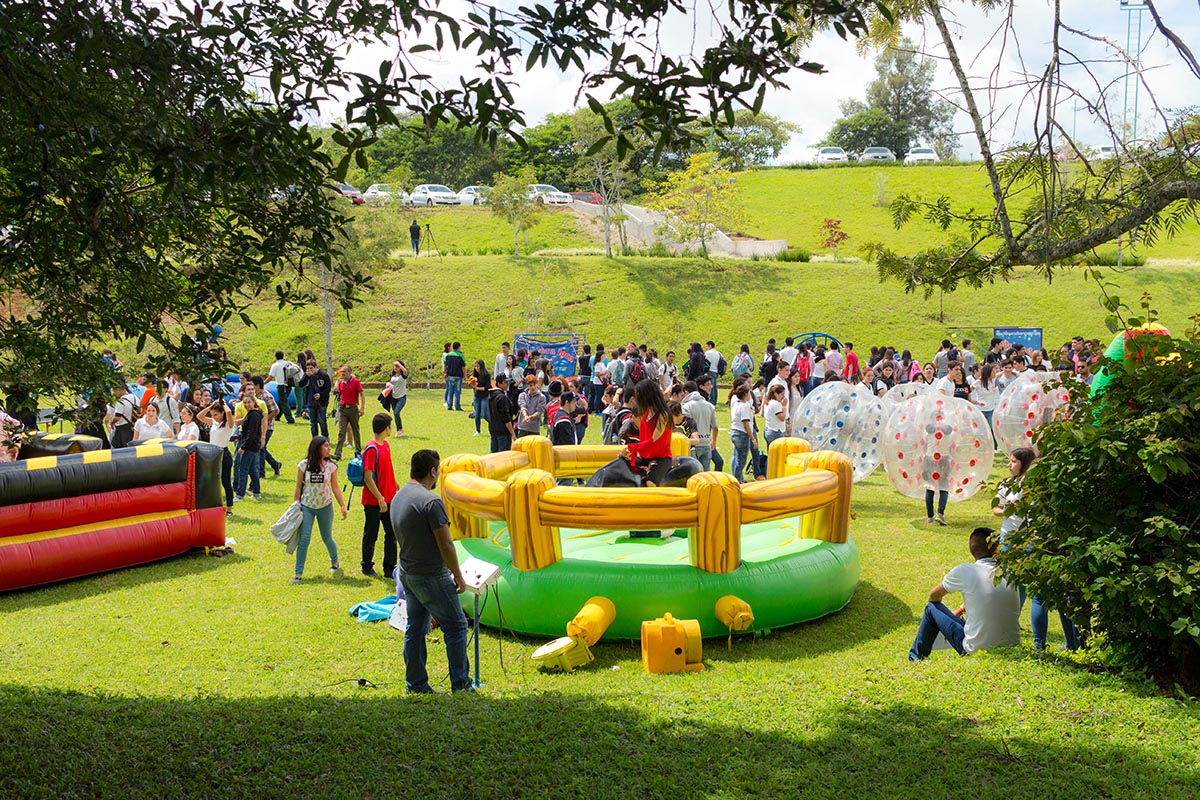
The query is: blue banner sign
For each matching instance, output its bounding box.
[513,333,585,377]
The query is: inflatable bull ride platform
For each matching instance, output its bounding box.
[440,434,860,640]
[0,433,226,592]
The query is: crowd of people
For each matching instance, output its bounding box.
[0,330,1106,682]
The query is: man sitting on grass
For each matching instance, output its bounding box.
[907,527,1020,661]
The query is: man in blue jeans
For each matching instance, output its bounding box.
[443,342,466,411]
[389,448,472,693]
[908,527,1021,661]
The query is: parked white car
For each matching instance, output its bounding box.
[904,147,940,165]
[363,184,409,205]
[527,184,572,204]
[409,184,460,206]
[457,185,491,205]
[859,147,896,162]
[1091,145,1116,161]
[815,147,849,164]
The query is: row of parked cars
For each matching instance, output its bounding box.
[815,146,940,164]
[334,182,606,207]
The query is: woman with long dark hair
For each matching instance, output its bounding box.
[388,359,409,437]
[620,379,675,485]
[470,359,490,436]
[290,435,346,583]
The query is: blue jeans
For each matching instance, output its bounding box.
[730,430,752,483]
[1021,589,1082,652]
[400,568,471,692]
[690,444,712,470]
[260,428,282,477]
[295,502,338,575]
[391,395,407,432]
[764,428,786,450]
[234,449,261,498]
[308,404,329,438]
[711,446,724,471]
[472,394,488,432]
[707,371,719,404]
[445,376,463,410]
[490,433,512,453]
[909,601,967,660]
[574,422,587,444]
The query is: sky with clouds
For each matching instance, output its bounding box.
[341,0,1199,163]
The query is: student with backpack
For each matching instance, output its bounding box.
[268,350,300,424]
[359,413,398,579]
[109,384,142,448]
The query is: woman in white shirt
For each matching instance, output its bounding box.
[291,435,347,583]
[728,384,757,483]
[387,360,409,437]
[970,363,1000,443]
[176,404,200,441]
[762,384,788,449]
[199,400,235,516]
[132,402,172,442]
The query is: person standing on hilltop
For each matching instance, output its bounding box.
[409,219,422,256]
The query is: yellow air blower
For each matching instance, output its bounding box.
[531,597,616,673]
[641,613,705,674]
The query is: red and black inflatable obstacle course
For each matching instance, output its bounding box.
[0,434,226,592]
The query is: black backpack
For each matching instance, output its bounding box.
[627,359,647,386]
[717,354,727,376]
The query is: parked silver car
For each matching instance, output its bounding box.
[859,147,896,162]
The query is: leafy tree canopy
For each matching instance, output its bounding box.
[827,39,956,158]
[0,0,885,408]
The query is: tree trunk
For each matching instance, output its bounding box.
[321,262,334,372]
[927,0,1017,253]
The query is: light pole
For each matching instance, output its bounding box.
[1120,1,1148,142]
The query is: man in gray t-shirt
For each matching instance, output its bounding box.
[389,449,472,693]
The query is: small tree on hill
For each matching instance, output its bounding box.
[648,151,747,259]
[820,218,849,261]
[489,167,541,256]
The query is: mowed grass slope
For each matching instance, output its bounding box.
[732,164,1200,261]
[1,395,1198,799]
[222,252,1198,381]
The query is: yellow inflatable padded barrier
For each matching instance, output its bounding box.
[687,472,741,574]
[505,469,561,570]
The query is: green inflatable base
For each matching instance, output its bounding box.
[455,518,860,640]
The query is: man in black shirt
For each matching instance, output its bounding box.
[444,342,466,411]
[299,361,331,438]
[487,374,515,453]
[409,220,421,256]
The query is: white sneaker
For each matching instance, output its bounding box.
[472,432,479,437]
[935,514,947,526]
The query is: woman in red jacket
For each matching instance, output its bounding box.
[620,379,674,484]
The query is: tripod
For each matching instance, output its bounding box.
[423,223,445,262]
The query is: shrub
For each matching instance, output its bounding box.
[999,323,1200,689]
[776,248,812,262]
[1082,249,1148,267]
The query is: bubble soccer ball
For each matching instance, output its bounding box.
[882,394,994,502]
[883,381,929,407]
[793,381,888,481]
[991,372,1071,454]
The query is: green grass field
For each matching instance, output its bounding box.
[732,163,1200,262]
[219,252,1198,383]
[2,395,1198,799]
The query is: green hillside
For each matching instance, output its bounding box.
[220,253,1197,381]
[731,164,1200,262]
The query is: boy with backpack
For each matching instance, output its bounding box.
[359,413,398,578]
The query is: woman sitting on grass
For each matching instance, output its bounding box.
[291,435,346,584]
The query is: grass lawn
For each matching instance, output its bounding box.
[2,393,1198,799]
[732,164,1200,262]
[217,253,1200,383]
